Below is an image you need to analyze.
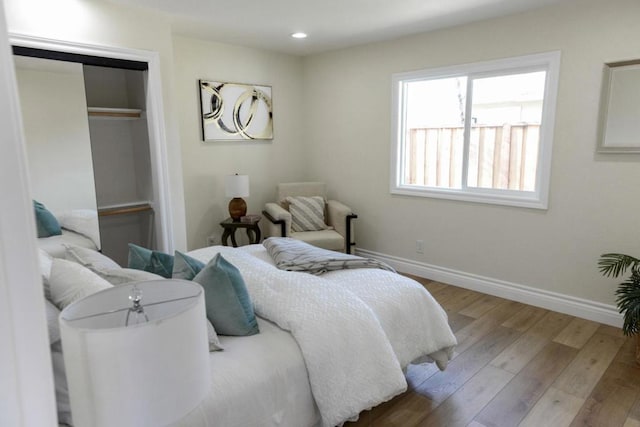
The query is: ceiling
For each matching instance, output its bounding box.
[107,0,564,56]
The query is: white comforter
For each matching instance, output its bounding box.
[189,245,456,427]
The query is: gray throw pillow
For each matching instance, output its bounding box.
[286,196,328,232]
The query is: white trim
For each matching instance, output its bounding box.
[390,51,561,210]
[0,7,57,425]
[9,34,175,253]
[357,248,623,328]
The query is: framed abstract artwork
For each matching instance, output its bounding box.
[199,80,273,141]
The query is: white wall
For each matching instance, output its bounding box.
[301,0,640,308]
[16,59,97,213]
[4,0,188,250]
[172,36,307,249]
[0,0,57,423]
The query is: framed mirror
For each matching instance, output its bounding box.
[597,59,640,153]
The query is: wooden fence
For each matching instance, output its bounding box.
[406,124,540,191]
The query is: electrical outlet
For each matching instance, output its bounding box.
[416,240,424,254]
[207,235,217,246]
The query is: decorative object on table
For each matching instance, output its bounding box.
[220,216,261,247]
[225,174,250,221]
[59,280,210,427]
[199,80,273,141]
[598,253,640,365]
[597,59,640,153]
[240,214,262,224]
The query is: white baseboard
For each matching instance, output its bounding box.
[356,248,623,328]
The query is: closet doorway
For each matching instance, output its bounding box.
[12,35,174,265]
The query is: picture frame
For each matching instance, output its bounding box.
[597,59,640,153]
[199,80,273,141]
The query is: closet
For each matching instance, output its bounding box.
[84,65,155,265]
[14,46,160,266]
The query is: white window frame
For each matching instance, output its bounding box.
[390,51,561,209]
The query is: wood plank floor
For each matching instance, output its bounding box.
[346,276,639,427]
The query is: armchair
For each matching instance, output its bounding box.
[262,182,357,253]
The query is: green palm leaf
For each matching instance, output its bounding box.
[598,253,640,278]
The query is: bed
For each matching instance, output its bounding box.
[44,240,456,427]
[174,243,457,427]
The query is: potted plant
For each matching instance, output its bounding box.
[598,253,640,365]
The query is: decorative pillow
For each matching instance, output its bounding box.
[33,200,62,238]
[170,251,224,350]
[128,243,174,278]
[64,244,120,270]
[51,341,72,425]
[38,248,53,280]
[286,196,328,232]
[193,253,259,336]
[39,248,54,299]
[206,320,224,352]
[48,258,112,310]
[172,251,206,280]
[44,299,61,345]
[92,268,164,286]
[57,209,101,249]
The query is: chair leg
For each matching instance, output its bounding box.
[346,214,357,254]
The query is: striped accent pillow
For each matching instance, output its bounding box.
[286,196,328,232]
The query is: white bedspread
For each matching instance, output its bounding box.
[188,245,456,427]
[174,317,320,427]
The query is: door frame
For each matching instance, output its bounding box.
[10,33,175,253]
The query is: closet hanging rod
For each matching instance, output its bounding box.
[98,202,152,217]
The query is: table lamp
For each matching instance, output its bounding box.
[59,280,210,427]
[225,174,250,221]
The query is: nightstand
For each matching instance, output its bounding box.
[220,216,261,247]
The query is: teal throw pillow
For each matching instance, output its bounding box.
[193,253,259,336]
[172,251,205,280]
[127,243,174,278]
[33,200,62,238]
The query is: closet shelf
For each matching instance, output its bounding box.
[98,201,152,217]
[87,107,142,119]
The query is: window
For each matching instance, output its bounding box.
[391,52,561,209]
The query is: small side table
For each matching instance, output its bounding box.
[220,216,261,247]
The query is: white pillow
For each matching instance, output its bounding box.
[38,248,53,280]
[44,299,61,345]
[57,209,101,250]
[51,342,73,425]
[49,259,112,310]
[64,244,120,270]
[286,196,328,232]
[207,321,223,352]
[93,267,163,286]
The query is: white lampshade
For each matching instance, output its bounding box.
[225,174,250,198]
[59,280,210,427]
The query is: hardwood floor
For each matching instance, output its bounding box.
[346,276,640,427]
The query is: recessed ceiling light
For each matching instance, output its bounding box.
[291,32,308,39]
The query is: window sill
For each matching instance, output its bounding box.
[391,185,548,210]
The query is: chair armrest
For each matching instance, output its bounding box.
[262,203,291,237]
[327,200,357,253]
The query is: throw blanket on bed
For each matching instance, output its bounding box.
[188,245,457,427]
[263,237,395,275]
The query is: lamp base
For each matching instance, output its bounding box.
[228,198,247,221]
